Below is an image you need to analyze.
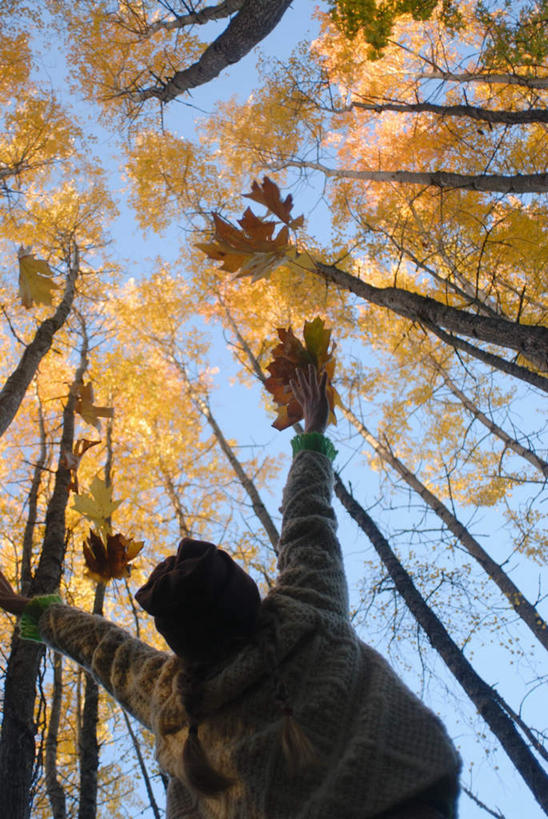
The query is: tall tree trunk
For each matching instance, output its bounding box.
[282,159,548,193]
[416,71,548,90]
[427,357,548,478]
[45,653,67,819]
[78,413,111,819]
[341,403,548,651]
[21,392,48,595]
[333,473,548,812]
[347,98,548,124]
[0,331,88,819]
[0,248,79,437]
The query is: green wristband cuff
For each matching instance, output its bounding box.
[291,432,337,462]
[19,594,62,642]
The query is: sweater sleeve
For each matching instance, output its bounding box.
[276,449,349,618]
[36,603,172,731]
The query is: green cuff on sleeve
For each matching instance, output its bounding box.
[291,432,337,462]
[19,594,63,643]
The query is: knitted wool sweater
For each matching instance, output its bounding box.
[31,449,460,818]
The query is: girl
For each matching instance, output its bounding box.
[0,366,460,818]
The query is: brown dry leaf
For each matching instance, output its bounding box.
[61,438,101,493]
[83,530,144,584]
[265,317,340,430]
[75,382,114,430]
[243,176,304,228]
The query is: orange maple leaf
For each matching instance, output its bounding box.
[265,317,340,431]
[83,530,144,584]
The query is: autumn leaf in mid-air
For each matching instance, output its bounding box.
[72,476,122,542]
[83,530,144,584]
[196,177,314,282]
[18,246,60,309]
[60,438,101,493]
[264,317,340,430]
[74,382,114,430]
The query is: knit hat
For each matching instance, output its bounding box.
[135,538,261,661]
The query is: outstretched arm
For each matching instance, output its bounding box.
[275,366,349,618]
[0,569,174,732]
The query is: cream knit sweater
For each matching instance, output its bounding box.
[35,449,460,818]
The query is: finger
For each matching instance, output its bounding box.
[319,369,328,393]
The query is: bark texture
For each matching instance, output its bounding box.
[45,653,67,819]
[0,257,78,437]
[333,474,548,812]
[348,99,548,124]
[0,341,87,819]
[136,0,293,102]
[342,403,548,651]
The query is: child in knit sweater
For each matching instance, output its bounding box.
[0,366,460,818]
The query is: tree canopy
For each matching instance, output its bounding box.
[0,2,547,817]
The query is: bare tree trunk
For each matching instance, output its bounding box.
[122,711,162,819]
[170,355,280,552]
[135,0,293,102]
[346,98,548,124]
[280,159,548,194]
[416,71,548,90]
[0,249,79,437]
[312,261,548,384]
[45,653,67,819]
[21,392,48,595]
[333,473,548,812]
[427,357,548,478]
[0,332,88,819]
[341,403,548,651]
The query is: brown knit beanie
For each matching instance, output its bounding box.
[135,538,261,661]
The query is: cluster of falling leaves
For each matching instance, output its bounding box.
[196,176,315,282]
[265,316,341,431]
[61,383,142,584]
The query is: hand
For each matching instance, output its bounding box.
[0,569,30,615]
[289,364,330,434]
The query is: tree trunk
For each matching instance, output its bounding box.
[282,159,548,194]
[0,250,78,437]
[348,99,548,124]
[0,337,88,819]
[333,473,548,812]
[416,71,548,90]
[21,394,48,594]
[341,403,548,651]
[45,653,67,819]
[312,260,548,380]
[137,0,293,102]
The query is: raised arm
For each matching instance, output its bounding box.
[0,571,173,731]
[275,366,349,618]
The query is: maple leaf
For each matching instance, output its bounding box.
[243,176,304,229]
[196,179,314,282]
[83,529,144,584]
[72,476,122,542]
[264,317,341,431]
[74,382,114,430]
[17,246,60,309]
[60,438,101,493]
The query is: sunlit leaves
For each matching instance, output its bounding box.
[83,529,144,584]
[265,317,340,430]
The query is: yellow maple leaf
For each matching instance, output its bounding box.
[17,247,60,309]
[72,476,122,542]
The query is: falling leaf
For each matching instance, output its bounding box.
[74,382,114,430]
[17,247,60,309]
[264,317,341,430]
[83,529,144,584]
[196,179,313,282]
[61,438,101,493]
[243,176,304,228]
[72,475,122,542]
